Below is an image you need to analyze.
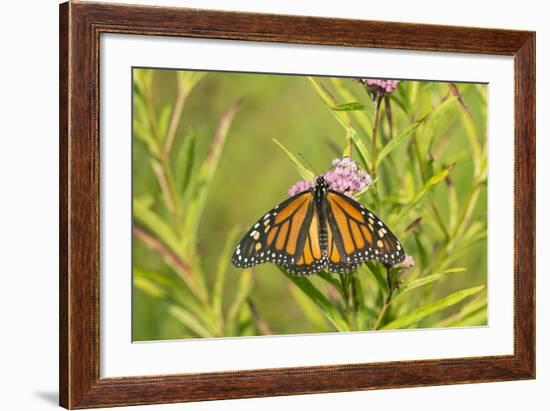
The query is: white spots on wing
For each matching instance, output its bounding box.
[397,244,401,250]
[254,223,259,229]
[263,213,270,220]
[236,249,240,255]
[378,221,383,226]
[238,255,242,260]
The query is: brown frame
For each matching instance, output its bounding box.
[59,1,536,409]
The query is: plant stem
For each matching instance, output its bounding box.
[133,224,208,303]
[340,273,354,329]
[371,95,383,178]
[373,267,395,330]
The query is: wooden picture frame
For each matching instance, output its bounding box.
[59,1,535,408]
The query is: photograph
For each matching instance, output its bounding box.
[132,68,488,341]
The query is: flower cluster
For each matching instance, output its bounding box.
[288,157,372,197]
[356,78,400,96]
[287,180,313,197]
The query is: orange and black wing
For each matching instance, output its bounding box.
[279,204,327,275]
[325,190,405,272]
[232,190,325,274]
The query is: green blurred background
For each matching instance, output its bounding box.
[132,68,487,341]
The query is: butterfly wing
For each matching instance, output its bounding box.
[325,190,405,271]
[232,190,325,274]
[280,203,327,275]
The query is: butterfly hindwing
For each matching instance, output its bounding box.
[325,190,405,269]
[232,190,319,269]
[280,205,328,275]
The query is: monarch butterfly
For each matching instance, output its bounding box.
[231,175,405,275]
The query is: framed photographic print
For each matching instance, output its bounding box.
[59,1,535,409]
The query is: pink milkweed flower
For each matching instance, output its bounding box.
[288,158,372,197]
[356,78,400,96]
[396,254,415,269]
[288,180,313,197]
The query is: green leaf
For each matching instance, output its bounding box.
[393,268,466,300]
[381,285,485,330]
[227,270,254,330]
[290,286,332,332]
[213,226,241,322]
[279,267,350,331]
[182,102,240,250]
[316,271,345,299]
[157,103,173,143]
[365,262,387,294]
[308,77,372,170]
[177,71,206,93]
[134,275,166,299]
[348,129,372,171]
[174,129,197,199]
[433,294,487,328]
[332,102,365,111]
[391,165,453,227]
[375,112,429,168]
[272,138,315,181]
[168,305,214,338]
[330,77,374,129]
[133,268,205,319]
[133,196,181,252]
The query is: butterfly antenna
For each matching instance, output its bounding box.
[297,153,319,180]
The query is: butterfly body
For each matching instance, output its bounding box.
[232,176,405,275]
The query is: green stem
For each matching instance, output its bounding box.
[340,273,354,329]
[373,267,395,330]
[371,96,383,178]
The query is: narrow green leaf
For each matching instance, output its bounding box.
[393,268,466,300]
[433,294,487,328]
[157,103,173,143]
[290,286,332,332]
[133,197,181,252]
[183,101,240,249]
[316,271,345,299]
[279,268,350,331]
[308,77,372,170]
[227,270,254,329]
[133,268,205,319]
[365,262,387,293]
[168,305,213,338]
[174,129,197,199]
[348,129,372,171]
[330,77,374,129]
[272,138,315,181]
[381,285,485,330]
[134,275,166,299]
[375,112,429,168]
[213,226,241,322]
[391,165,453,227]
[332,102,365,111]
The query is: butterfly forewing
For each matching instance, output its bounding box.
[232,190,318,269]
[325,190,405,269]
